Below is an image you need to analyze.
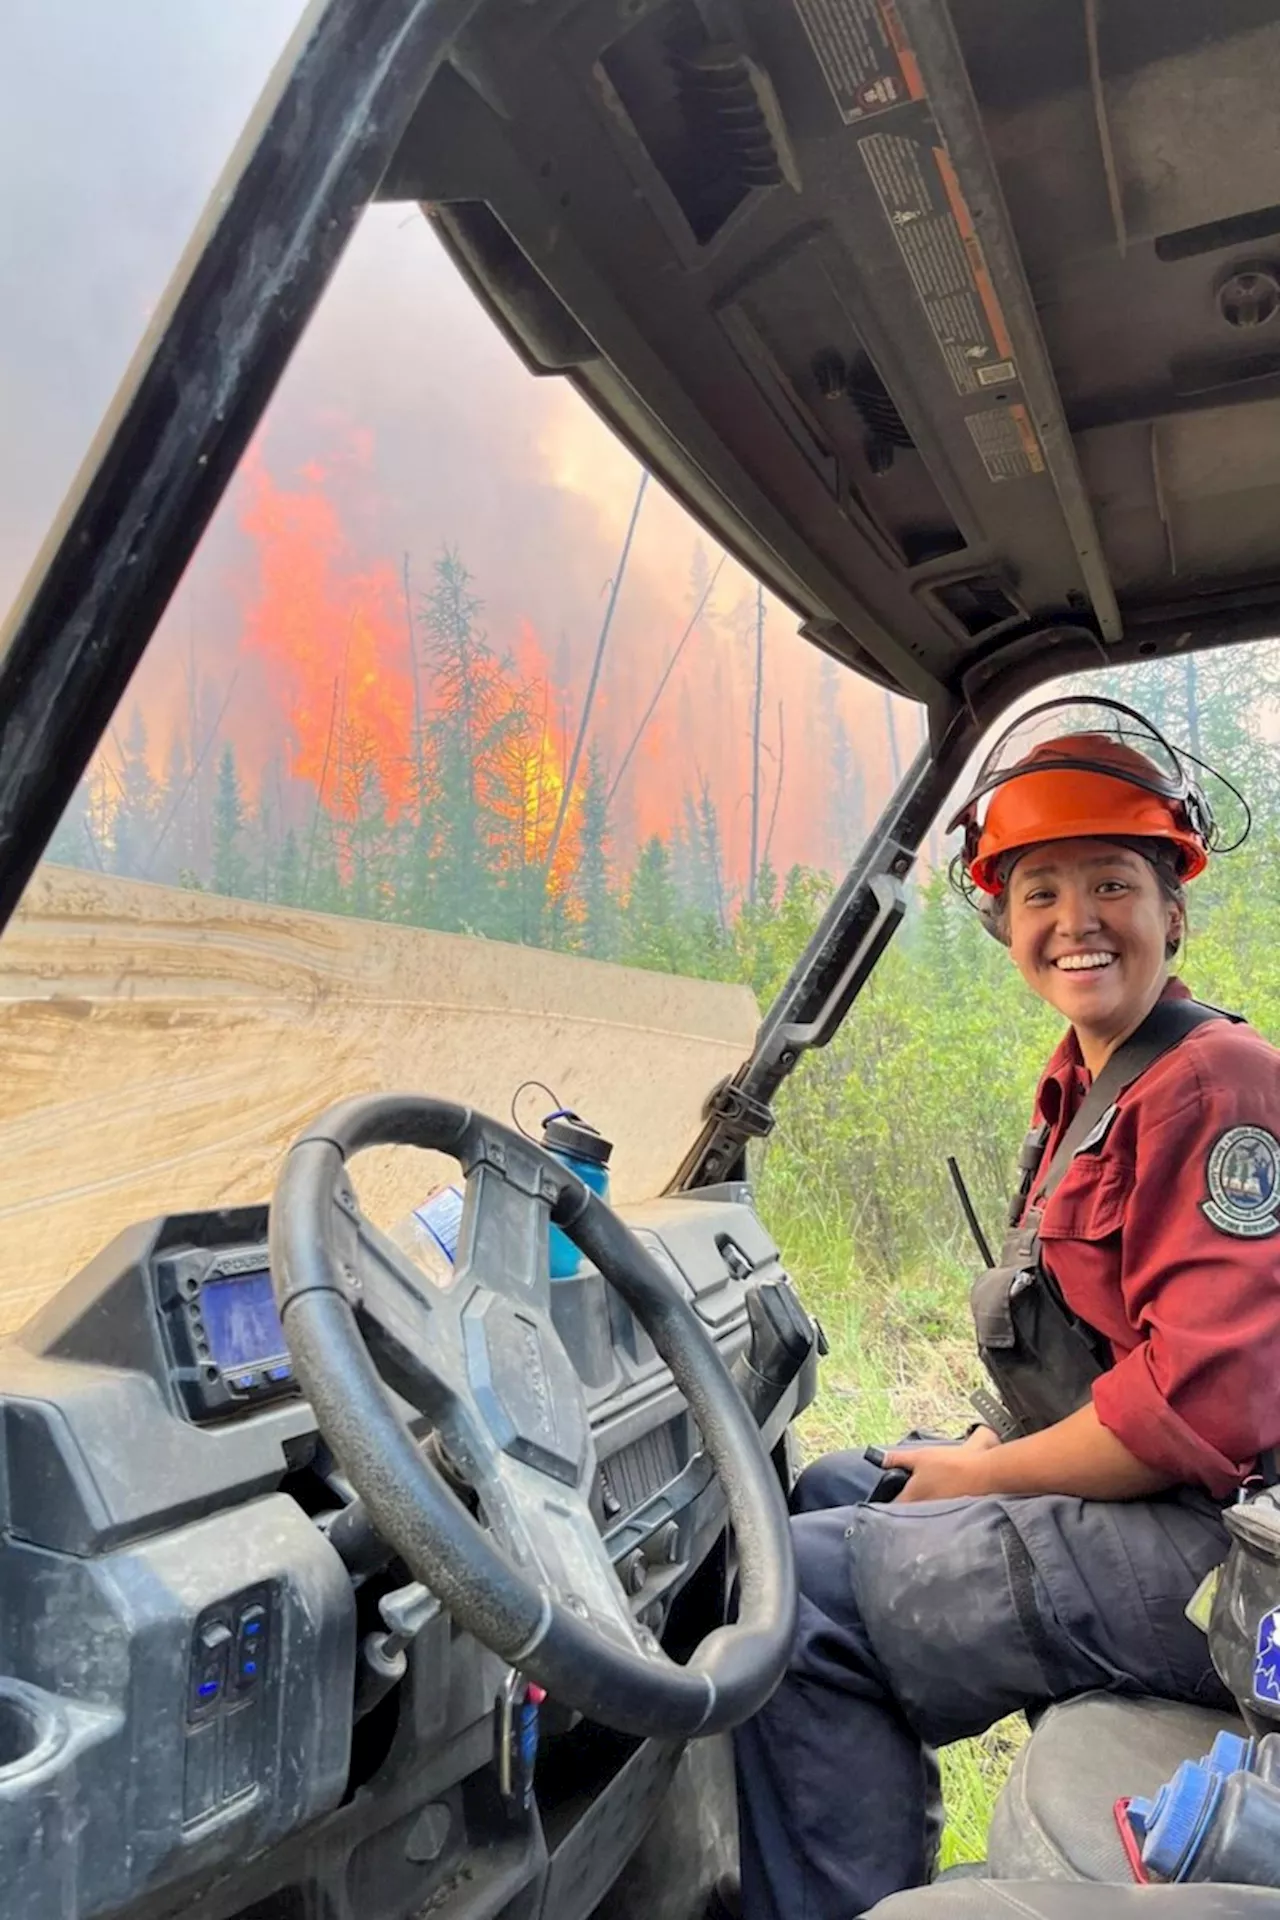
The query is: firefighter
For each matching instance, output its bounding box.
[727,700,1280,1920]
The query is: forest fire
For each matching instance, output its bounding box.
[233,455,584,902]
[61,412,900,958]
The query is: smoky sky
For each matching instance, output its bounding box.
[1,1,921,883]
[0,1,307,600]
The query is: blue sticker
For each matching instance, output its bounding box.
[413,1184,463,1262]
[1203,1127,1280,1239]
[1255,1608,1280,1706]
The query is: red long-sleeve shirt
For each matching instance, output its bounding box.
[1031,980,1280,1496]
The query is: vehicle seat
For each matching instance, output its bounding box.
[870,1884,1280,1916]
[985,1692,1251,1883]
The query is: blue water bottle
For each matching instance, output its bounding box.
[540,1109,613,1279]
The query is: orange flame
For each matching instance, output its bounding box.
[230,456,587,888]
[105,430,907,903]
[238,452,415,818]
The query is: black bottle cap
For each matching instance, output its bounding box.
[542,1111,613,1167]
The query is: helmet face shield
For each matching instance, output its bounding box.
[948,697,1216,895]
[952,698,1189,819]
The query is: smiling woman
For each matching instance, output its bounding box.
[728,694,1280,1920]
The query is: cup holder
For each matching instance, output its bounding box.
[0,1683,65,1777]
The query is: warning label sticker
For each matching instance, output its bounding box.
[966,405,1046,483]
[793,0,924,123]
[859,128,1017,398]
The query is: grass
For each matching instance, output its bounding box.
[760,1166,1026,1869]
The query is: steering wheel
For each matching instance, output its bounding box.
[268,1095,796,1740]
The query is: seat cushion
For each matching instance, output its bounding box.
[870,1883,1280,1917]
[986,1692,1249,1883]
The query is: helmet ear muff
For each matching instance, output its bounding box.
[979,895,1009,946]
[955,807,982,879]
[948,848,1013,941]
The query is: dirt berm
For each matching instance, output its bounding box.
[0,866,758,1338]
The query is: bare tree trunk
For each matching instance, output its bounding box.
[917,705,942,871]
[547,469,649,876]
[883,687,902,785]
[749,583,765,903]
[607,553,724,807]
[763,701,786,871]
[301,676,340,906]
[1185,653,1203,760]
[186,627,201,867]
[141,670,240,879]
[329,611,357,885]
[402,552,427,814]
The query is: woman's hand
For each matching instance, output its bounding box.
[879,1444,993,1503]
[961,1425,1003,1453]
[884,1406,1174,1503]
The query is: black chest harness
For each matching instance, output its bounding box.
[971,997,1231,1441]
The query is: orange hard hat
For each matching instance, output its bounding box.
[954,725,1212,896]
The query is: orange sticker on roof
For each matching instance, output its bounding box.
[793,0,925,124]
[933,144,1015,364]
[966,405,1046,483]
[859,125,1021,399]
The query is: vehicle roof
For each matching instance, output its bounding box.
[397,0,1280,729]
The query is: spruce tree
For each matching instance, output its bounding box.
[276,829,302,907]
[576,745,618,959]
[212,744,252,900]
[731,855,783,999]
[421,548,524,936]
[491,689,556,945]
[621,835,684,973]
[697,779,727,932]
[673,791,709,913]
[394,811,437,930]
[46,776,100,872]
[817,653,866,868]
[253,793,276,904]
[146,731,191,885]
[111,707,160,877]
[337,727,394,922]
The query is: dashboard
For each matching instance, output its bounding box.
[0,1186,813,1920]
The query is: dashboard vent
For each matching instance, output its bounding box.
[599,1419,681,1520]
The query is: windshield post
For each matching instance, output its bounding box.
[675,729,973,1190]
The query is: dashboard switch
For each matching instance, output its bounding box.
[235,1603,267,1691]
[189,1619,231,1717]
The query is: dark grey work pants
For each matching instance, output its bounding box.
[733,1447,1232,1920]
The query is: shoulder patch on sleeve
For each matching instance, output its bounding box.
[1203,1126,1280,1239]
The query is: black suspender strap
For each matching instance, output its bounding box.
[1034,998,1232,1209]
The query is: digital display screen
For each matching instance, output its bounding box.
[199,1270,287,1374]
